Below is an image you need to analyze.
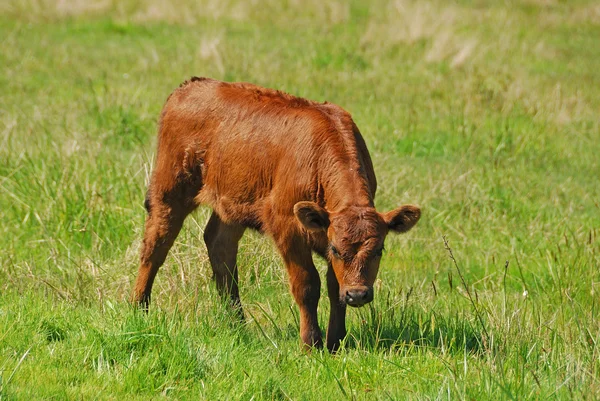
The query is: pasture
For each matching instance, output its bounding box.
[1,0,599,399]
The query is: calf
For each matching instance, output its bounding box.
[133,77,420,351]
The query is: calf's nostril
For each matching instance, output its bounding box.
[345,288,372,305]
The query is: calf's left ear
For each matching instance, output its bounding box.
[294,201,330,231]
[383,205,421,233]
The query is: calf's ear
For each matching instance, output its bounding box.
[383,205,421,233]
[294,202,330,231]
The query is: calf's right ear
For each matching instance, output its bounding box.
[294,202,330,231]
[383,204,421,233]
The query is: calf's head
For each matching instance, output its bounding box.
[294,202,421,307]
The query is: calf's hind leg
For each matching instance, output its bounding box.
[203,212,246,318]
[133,176,199,307]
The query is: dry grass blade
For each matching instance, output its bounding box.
[443,235,490,350]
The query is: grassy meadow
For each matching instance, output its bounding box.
[1,0,599,399]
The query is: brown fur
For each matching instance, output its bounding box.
[133,78,421,351]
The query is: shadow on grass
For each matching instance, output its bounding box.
[344,295,485,355]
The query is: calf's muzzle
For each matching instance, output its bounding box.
[344,286,373,307]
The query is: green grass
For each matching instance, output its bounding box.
[1,0,599,399]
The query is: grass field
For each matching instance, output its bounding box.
[1,0,599,399]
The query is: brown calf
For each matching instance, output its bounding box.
[133,77,420,351]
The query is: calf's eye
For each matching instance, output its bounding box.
[330,246,341,258]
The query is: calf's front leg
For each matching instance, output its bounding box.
[281,245,323,349]
[326,263,347,352]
